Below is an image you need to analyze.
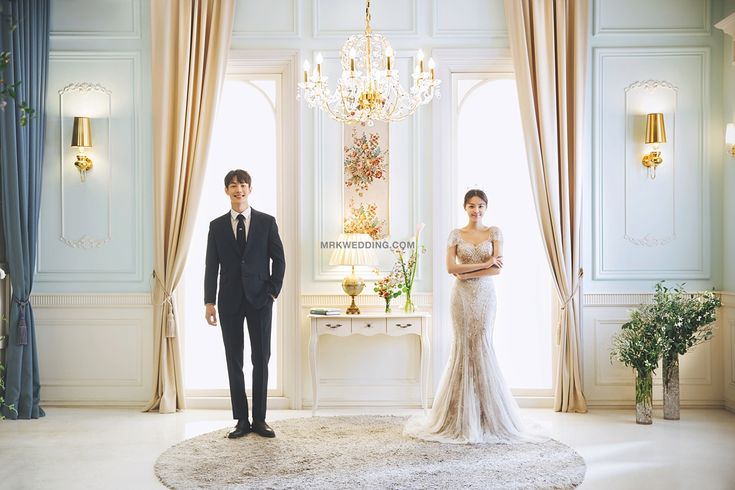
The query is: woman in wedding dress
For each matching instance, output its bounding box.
[405,189,539,444]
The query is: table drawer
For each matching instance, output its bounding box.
[316,317,351,336]
[387,317,421,335]
[352,318,387,335]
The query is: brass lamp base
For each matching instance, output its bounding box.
[342,265,365,315]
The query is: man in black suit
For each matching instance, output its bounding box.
[204,169,285,439]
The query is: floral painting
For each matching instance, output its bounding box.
[343,121,389,239]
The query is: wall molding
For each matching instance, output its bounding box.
[232,0,301,39]
[431,0,507,38]
[314,0,418,38]
[593,47,710,280]
[50,0,141,40]
[30,293,152,308]
[311,52,423,282]
[58,82,113,250]
[592,0,710,36]
[39,51,146,284]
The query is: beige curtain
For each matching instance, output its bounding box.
[145,0,236,413]
[504,0,588,412]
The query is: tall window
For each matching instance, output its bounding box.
[182,76,281,397]
[454,75,553,391]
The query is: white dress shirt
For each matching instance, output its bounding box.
[230,207,251,241]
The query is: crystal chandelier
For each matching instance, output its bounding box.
[298,0,440,125]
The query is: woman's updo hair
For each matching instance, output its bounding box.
[463,189,488,207]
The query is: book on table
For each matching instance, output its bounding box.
[310,307,341,315]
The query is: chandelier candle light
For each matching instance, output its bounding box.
[298,0,440,124]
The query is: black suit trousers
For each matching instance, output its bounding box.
[219,296,273,421]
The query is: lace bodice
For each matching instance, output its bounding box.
[447,228,502,265]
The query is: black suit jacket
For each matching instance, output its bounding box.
[204,208,285,313]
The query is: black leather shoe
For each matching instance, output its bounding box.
[252,419,276,438]
[227,419,251,439]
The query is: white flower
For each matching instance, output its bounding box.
[414,222,426,238]
[0,267,5,279]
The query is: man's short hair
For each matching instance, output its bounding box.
[224,169,252,187]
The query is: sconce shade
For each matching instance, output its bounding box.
[329,233,378,267]
[71,116,93,148]
[644,113,666,144]
[726,123,735,145]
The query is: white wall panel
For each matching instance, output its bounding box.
[32,294,153,405]
[50,0,140,39]
[38,52,145,285]
[583,295,724,407]
[593,0,710,35]
[593,48,710,280]
[310,52,421,281]
[432,0,506,38]
[232,0,299,37]
[315,0,417,37]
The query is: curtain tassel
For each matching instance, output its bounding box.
[166,310,176,338]
[17,308,27,346]
[13,296,29,346]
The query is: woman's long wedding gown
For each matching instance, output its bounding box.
[405,227,539,444]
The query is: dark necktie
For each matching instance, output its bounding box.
[236,214,246,251]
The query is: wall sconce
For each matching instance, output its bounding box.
[71,116,93,182]
[641,113,667,179]
[726,123,735,158]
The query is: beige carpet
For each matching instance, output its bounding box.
[155,415,585,489]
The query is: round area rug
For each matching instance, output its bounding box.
[155,416,585,489]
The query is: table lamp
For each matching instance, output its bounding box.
[329,233,377,314]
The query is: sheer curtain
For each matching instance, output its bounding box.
[504,0,589,412]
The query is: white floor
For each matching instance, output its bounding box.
[0,407,734,489]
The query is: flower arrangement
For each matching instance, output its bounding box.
[343,128,387,195]
[373,266,402,313]
[393,223,426,313]
[343,200,386,240]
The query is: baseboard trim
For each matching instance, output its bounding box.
[185,396,292,410]
[41,400,148,408]
[586,400,726,409]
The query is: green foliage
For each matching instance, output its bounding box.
[610,305,666,376]
[0,0,35,126]
[610,281,721,377]
[650,282,721,359]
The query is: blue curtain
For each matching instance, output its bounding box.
[0,0,49,419]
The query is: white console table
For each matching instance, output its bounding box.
[308,311,431,414]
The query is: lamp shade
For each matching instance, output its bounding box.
[329,233,378,267]
[71,116,93,148]
[726,123,735,145]
[644,113,666,144]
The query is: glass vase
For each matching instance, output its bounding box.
[635,369,653,425]
[384,297,392,313]
[403,287,415,313]
[663,353,680,420]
